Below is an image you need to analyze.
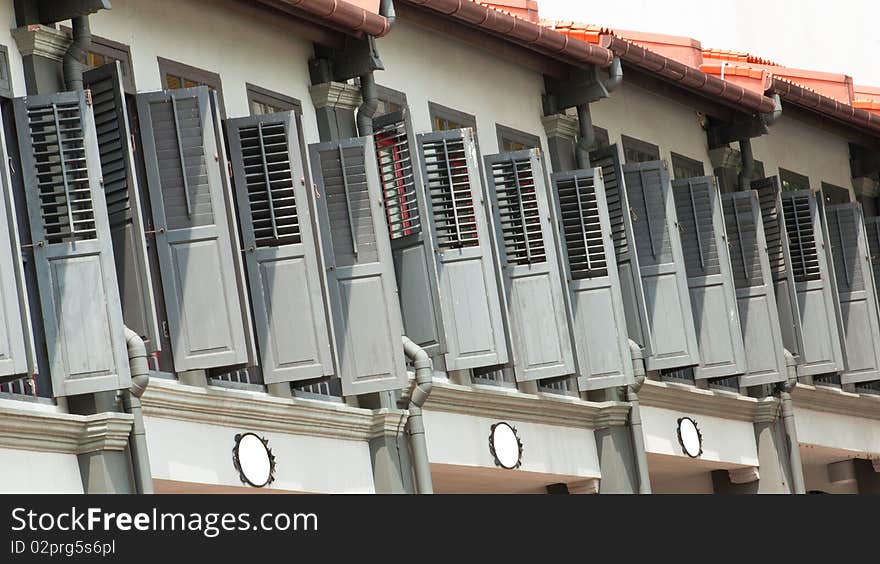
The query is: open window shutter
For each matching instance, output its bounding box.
[752,176,805,361]
[374,110,445,359]
[309,136,407,395]
[551,167,633,390]
[867,216,880,301]
[136,87,248,371]
[825,203,880,384]
[227,112,333,384]
[780,190,844,376]
[14,91,131,396]
[623,160,699,370]
[0,106,32,381]
[722,191,787,387]
[417,129,508,370]
[484,149,574,382]
[83,62,161,353]
[589,144,652,356]
[672,176,745,379]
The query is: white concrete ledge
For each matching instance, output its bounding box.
[639,379,779,423]
[0,401,132,455]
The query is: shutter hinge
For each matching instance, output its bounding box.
[130,133,137,152]
[84,89,92,106]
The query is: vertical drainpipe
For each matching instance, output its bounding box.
[121,327,153,495]
[575,104,594,170]
[63,15,90,91]
[402,336,434,494]
[356,72,378,137]
[738,137,755,191]
[779,350,806,494]
[627,340,652,494]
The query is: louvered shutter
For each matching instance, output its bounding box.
[551,167,633,390]
[867,216,880,301]
[623,160,699,370]
[589,145,652,356]
[825,203,880,384]
[672,176,746,379]
[485,149,574,382]
[227,112,333,384]
[780,190,844,376]
[83,62,161,353]
[417,129,508,370]
[722,191,787,386]
[136,87,248,371]
[309,136,407,395]
[752,176,805,360]
[374,110,445,358]
[14,91,131,396]
[0,105,32,381]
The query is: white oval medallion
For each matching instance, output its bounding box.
[677,417,703,458]
[233,433,276,487]
[490,422,523,470]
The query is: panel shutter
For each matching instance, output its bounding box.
[825,203,880,384]
[867,216,880,301]
[779,190,844,376]
[227,112,333,384]
[551,167,633,390]
[14,91,131,396]
[309,136,407,396]
[136,86,249,371]
[672,176,746,379]
[485,149,574,382]
[83,62,161,353]
[417,129,508,370]
[721,191,787,386]
[623,160,699,371]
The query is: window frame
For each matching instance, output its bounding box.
[820,182,852,205]
[157,57,225,117]
[245,83,302,116]
[495,124,541,153]
[60,28,136,93]
[589,126,610,151]
[670,152,706,180]
[375,84,408,118]
[621,135,661,164]
[779,168,810,192]
[0,44,12,99]
[428,101,476,132]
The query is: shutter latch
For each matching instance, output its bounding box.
[84,89,92,106]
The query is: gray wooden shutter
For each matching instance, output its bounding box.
[0,106,32,381]
[83,62,161,353]
[417,129,508,370]
[779,190,844,376]
[551,167,633,390]
[309,136,407,395]
[753,176,805,360]
[14,91,131,396]
[825,203,880,384]
[867,216,880,301]
[589,145,652,356]
[374,109,445,359]
[623,160,700,370]
[227,112,333,384]
[672,176,746,379]
[722,191,787,387]
[136,87,248,371]
[485,149,574,382]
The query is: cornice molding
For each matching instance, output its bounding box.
[541,113,580,140]
[309,81,362,111]
[141,378,401,442]
[792,384,880,421]
[639,380,779,423]
[11,25,71,63]
[422,379,631,429]
[0,404,132,455]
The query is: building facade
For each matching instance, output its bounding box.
[0,0,879,494]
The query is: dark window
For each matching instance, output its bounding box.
[471,367,516,388]
[661,367,696,385]
[821,182,851,205]
[158,57,225,116]
[62,29,135,92]
[622,135,660,164]
[780,168,810,192]
[429,102,476,132]
[375,85,407,118]
[714,149,764,194]
[246,83,301,116]
[496,124,540,152]
[590,126,610,151]
[0,44,12,99]
[671,152,705,180]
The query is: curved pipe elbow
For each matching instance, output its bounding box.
[124,326,150,398]
[380,0,396,28]
[602,57,623,94]
[63,16,91,92]
[762,94,783,127]
[402,336,433,408]
[356,72,379,137]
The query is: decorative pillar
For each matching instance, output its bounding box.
[541,113,579,173]
[309,81,362,143]
[11,24,70,95]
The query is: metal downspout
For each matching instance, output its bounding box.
[401,336,434,494]
[575,57,622,169]
[627,340,652,494]
[121,327,153,494]
[356,72,379,137]
[778,350,806,494]
[63,15,91,92]
[380,0,397,27]
[738,137,755,191]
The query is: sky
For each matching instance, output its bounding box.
[538,0,880,87]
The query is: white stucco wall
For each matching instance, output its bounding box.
[0,447,83,493]
[0,0,26,97]
[795,408,880,457]
[589,82,713,176]
[144,416,375,494]
[641,406,759,467]
[376,20,549,157]
[86,0,318,143]
[422,408,601,479]
[751,117,854,196]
